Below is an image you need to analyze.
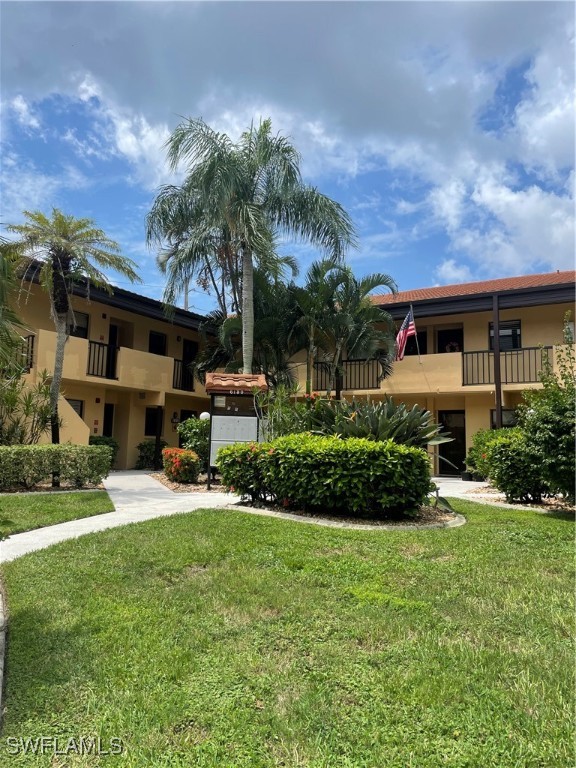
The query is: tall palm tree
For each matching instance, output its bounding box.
[6,209,141,444]
[162,117,356,372]
[322,269,397,398]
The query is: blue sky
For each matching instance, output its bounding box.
[1,1,574,314]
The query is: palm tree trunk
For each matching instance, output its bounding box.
[327,342,343,398]
[306,326,316,397]
[241,246,254,373]
[50,313,68,445]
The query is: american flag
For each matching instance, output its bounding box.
[395,308,416,361]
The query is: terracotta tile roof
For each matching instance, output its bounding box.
[205,372,268,394]
[371,270,576,306]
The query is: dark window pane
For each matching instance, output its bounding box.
[69,312,89,339]
[489,320,521,350]
[405,331,427,356]
[66,398,84,418]
[149,331,167,356]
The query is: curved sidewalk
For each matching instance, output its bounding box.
[0,471,233,563]
[0,472,504,564]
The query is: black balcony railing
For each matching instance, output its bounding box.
[173,359,195,391]
[314,359,381,392]
[87,341,118,379]
[462,346,552,386]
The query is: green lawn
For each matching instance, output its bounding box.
[0,491,114,538]
[1,500,573,767]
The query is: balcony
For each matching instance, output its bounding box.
[87,341,118,379]
[173,359,195,391]
[462,347,552,386]
[314,359,381,391]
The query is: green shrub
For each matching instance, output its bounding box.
[135,439,168,469]
[177,418,210,471]
[89,435,120,466]
[487,433,547,503]
[0,444,112,490]
[215,442,270,502]
[0,368,52,445]
[465,427,519,479]
[518,329,575,501]
[162,447,201,483]
[218,434,431,516]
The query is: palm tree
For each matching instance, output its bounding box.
[6,209,141,445]
[161,117,356,372]
[322,269,397,399]
[0,237,25,367]
[192,268,302,388]
[288,258,347,395]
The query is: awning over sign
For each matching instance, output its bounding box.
[205,372,268,395]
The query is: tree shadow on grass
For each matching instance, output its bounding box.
[1,604,102,735]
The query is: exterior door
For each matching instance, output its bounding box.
[103,403,114,438]
[438,410,466,476]
[181,340,198,391]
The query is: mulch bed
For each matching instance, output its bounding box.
[0,482,104,494]
[148,472,456,526]
[464,485,575,513]
[149,472,226,494]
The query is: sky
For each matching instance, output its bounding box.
[1,1,574,314]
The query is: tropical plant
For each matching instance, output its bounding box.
[157,117,356,372]
[6,209,140,446]
[318,267,397,398]
[162,447,201,484]
[0,367,52,445]
[301,396,452,449]
[0,237,25,366]
[288,258,346,395]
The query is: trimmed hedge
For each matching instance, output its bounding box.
[0,444,113,490]
[89,435,120,467]
[217,434,431,516]
[162,447,201,483]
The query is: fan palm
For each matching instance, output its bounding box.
[162,117,356,372]
[6,209,141,444]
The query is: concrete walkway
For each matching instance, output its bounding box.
[0,471,234,563]
[0,472,526,564]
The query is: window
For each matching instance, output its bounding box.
[405,331,427,356]
[68,311,89,339]
[490,409,518,429]
[489,320,521,351]
[148,331,167,356]
[66,399,84,418]
[144,407,163,437]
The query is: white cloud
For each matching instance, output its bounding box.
[10,95,41,131]
[435,259,473,284]
[1,151,89,224]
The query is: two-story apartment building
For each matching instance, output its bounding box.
[18,280,211,469]
[312,270,575,475]
[15,269,574,474]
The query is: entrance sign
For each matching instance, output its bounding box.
[204,373,268,488]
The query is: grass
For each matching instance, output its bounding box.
[0,491,114,538]
[0,499,573,767]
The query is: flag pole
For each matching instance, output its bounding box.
[411,304,422,364]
